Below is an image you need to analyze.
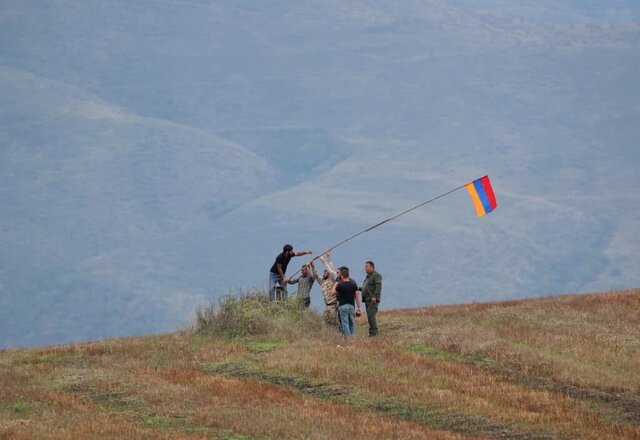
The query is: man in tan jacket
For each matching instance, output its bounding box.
[309,251,340,329]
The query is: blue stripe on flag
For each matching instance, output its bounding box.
[473,179,493,214]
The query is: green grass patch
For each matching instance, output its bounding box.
[140,412,259,438]
[247,339,289,352]
[195,292,324,339]
[11,398,31,413]
[17,351,85,366]
[94,391,144,412]
[0,397,58,416]
[142,414,176,429]
[406,343,466,362]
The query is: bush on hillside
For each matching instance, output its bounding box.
[195,291,324,338]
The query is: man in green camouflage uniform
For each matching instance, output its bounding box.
[360,261,382,336]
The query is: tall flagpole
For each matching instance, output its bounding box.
[287,181,469,279]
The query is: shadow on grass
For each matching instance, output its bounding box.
[63,383,143,412]
[62,382,260,438]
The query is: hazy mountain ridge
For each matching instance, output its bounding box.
[3,0,637,136]
[1,1,638,347]
[0,66,276,347]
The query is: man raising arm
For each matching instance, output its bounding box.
[269,244,312,301]
[310,252,340,329]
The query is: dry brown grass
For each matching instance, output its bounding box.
[388,289,640,393]
[1,289,639,439]
[0,333,469,439]
[252,334,639,439]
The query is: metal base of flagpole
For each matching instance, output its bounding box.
[274,283,286,303]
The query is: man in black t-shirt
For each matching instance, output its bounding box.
[269,244,312,301]
[331,267,362,336]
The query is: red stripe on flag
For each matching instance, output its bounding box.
[480,175,497,210]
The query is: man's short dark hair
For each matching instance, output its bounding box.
[365,260,375,268]
[340,267,349,277]
[283,244,293,252]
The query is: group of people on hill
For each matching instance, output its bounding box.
[268,244,382,337]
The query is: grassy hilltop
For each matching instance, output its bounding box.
[1,289,639,439]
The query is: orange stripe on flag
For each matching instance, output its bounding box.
[466,183,486,217]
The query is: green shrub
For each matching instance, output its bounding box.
[195,291,323,339]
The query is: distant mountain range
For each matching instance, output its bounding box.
[1,1,638,348]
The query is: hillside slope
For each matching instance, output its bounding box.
[1,289,639,439]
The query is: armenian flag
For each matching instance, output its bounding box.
[465,175,497,217]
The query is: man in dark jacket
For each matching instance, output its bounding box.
[360,261,382,336]
[269,244,312,301]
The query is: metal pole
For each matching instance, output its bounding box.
[287,182,469,278]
